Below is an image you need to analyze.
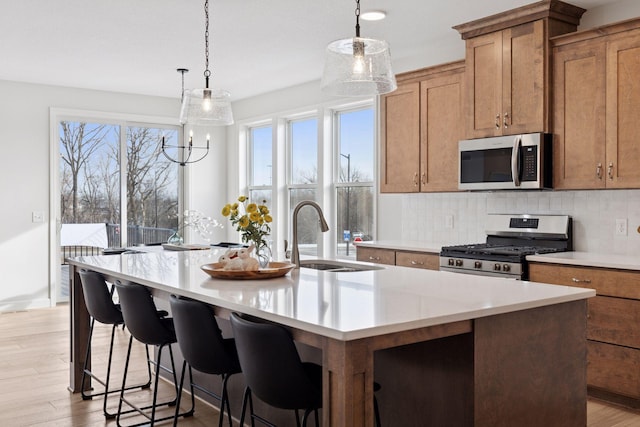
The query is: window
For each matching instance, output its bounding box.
[335,108,375,257]
[287,117,318,256]
[242,102,375,260]
[59,121,180,248]
[248,125,273,206]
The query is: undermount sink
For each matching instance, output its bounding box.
[299,259,384,272]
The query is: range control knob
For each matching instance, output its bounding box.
[502,264,511,272]
[494,263,501,271]
[474,261,482,269]
[448,258,454,266]
[455,259,463,267]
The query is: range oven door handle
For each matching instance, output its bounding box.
[511,136,522,187]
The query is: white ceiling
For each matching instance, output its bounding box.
[0,0,617,101]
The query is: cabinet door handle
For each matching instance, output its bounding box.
[410,260,425,266]
[495,113,500,129]
[421,172,426,185]
[369,256,380,261]
[608,162,614,180]
[413,172,418,186]
[571,278,591,284]
[596,163,602,180]
[503,112,509,129]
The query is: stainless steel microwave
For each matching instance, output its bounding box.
[458,133,552,190]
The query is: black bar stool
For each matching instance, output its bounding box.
[229,312,323,427]
[78,269,152,419]
[169,295,242,427]
[230,313,382,427]
[113,281,194,427]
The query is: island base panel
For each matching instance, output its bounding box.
[374,333,474,426]
[69,264,91,393]
[474,300,588,427]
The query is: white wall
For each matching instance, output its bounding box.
[185,125,228,246]
[0,79,229,312]
[579,0,640,28]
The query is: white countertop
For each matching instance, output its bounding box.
[70,248,594,341]
[528,251,640,271]
[355,240,442,253]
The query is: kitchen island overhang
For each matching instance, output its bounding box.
[68,249,594,426]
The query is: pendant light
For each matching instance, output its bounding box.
[321,0,397,97]
[179,0,233,126]
[162,68,210,166]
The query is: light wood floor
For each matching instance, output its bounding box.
[2,305,640,426]
[0,304,221,426]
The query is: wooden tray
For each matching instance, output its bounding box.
[201,261,296,280]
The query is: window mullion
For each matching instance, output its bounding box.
[119,122,128,246]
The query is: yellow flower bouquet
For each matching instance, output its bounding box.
[221,196,272,265]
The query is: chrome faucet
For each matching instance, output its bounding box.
[291,200,329,268]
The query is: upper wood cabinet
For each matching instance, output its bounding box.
[380,62,464,193]
[552,19,640,189]
[454,0,585,139]
[463,21,545,137]
[552,38,606,189]
[379,81,420,192]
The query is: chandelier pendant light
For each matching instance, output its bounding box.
[162,69,211,166]
[179,0,233,126]
[321,0,397,97]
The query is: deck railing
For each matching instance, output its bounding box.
[107,224,174,247]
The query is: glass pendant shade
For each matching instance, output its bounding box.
[179,88,234,126]
[321,36,397,97]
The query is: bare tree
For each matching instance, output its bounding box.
[126,127,176,228]
[59,122,110,222]
[98,150,120,224]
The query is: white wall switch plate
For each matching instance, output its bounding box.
[32,211,44,223]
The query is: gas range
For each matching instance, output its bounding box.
[439,214,572,279]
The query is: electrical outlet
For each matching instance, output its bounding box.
[615,218,627,236]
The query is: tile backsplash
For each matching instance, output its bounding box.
[392,190,640,255]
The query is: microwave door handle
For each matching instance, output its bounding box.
[511,136,522,187]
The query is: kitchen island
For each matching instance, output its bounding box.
[68,249,594,426]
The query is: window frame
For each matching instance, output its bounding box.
[49,108,183,304]
[239,100,376,260]
[285,113,320,256]
[332,105,376,257]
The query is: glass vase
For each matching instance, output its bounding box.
[255,244,271,269]
[167,231,184,245]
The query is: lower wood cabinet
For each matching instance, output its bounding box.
[356,246,439,271]
[395,251,440,270]
[529,262,640,407]
[356,247,396,265]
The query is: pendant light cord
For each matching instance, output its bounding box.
[354,0,361,37]
[204,0,211,88]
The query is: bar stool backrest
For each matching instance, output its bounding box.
[169,295,240,375]
[79,269,122,325]
[230,312,322,410]
[113,281,175,346]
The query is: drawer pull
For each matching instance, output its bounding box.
[410,260,425,266]
[369,256,380,261]
[571,278,591,284]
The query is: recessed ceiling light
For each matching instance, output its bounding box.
[361,10,386,21]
